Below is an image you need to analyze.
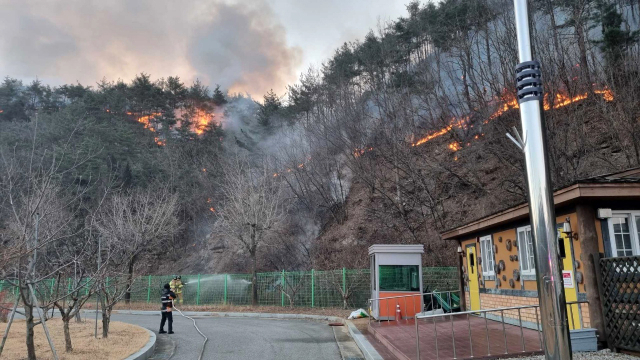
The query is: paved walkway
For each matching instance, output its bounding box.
[112,313,342,360]
[369,315,543,360]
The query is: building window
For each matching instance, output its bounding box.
[479,235,495,276]
[517,226,535,275]
[378,265,420,292]
[607,211,640,257]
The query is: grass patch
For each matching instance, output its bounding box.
[1,318,149,360]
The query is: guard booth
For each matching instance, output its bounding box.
[369,244,424,320]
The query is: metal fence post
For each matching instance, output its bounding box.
[342,267,346,295]
[281,270,285,307]
[224,274,227,304]
[196,274,201,305]
[311,269,315,308]
[146,275,152,303]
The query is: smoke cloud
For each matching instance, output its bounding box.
[0,0,302,97]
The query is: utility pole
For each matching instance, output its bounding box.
[512,1,572,359]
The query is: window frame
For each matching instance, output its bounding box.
[517,225,536,276]
[479,235,495,277]
[607,211,640,257]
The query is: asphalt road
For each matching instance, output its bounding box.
[111,313,342,360]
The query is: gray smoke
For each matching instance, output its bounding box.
[0,0,302,96]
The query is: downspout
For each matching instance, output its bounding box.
[512,1,572,360]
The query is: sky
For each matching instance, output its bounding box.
[0,0,409,98]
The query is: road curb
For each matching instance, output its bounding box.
[125,327,156,360]
[109,310,383,360]
[345,321,384,360]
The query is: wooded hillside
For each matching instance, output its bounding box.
[2,0,639,277]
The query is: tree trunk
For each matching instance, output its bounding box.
[547,0,570,90]
[100,294,110,338]
[63,317,73,352]
[102,310,110,339]
[23,288,36,360]
[251,251,258,306]
[573,6,593,91]
[125,256,135,304]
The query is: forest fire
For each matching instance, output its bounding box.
[192,111,215,135]
[137,113,160,131]
[120,108,219,146]
[448,142,462,151]
[411,87,614,148]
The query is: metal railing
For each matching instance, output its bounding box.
[413,300,588,360]
[368,290,461,323]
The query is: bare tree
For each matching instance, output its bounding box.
[275,271,308,308]
[0,133,91,359]
[95,186,179,304]
[215,153,286,306]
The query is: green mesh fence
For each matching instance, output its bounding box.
[0,267,458,309]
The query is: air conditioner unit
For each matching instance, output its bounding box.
[597,208,612,219]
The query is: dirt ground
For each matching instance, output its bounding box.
[83,301,355,318]
[0,318,149,360]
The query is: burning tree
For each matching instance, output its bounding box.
[215,153,286,306]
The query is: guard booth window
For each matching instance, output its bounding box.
[379,265,419,291]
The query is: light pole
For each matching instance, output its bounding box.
[512,1,572,359]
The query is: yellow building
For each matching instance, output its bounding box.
[441,168,640,350]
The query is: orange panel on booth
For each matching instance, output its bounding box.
[368,245,424,320]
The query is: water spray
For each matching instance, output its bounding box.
[172,301,208,360]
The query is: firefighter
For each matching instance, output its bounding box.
[169,275,184,304]
[159,283,175,334]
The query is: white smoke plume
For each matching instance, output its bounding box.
[0,0,302,96]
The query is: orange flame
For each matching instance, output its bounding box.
[193,111,214,135]
[595,88,614,102]
[448,142,462,151]
[137,113,161,132]
[209,207,216,213]
[411,87,614,148]
[411,125,454,147]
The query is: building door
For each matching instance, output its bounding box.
[559,230,581,329]
[466,244,480,311]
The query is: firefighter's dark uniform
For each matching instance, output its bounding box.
[160,286,176,334]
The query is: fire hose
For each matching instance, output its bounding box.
[172,301,208,360]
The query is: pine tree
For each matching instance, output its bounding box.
[256,89,281,129]
[591,0,639,67]
[212,85,228,106]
